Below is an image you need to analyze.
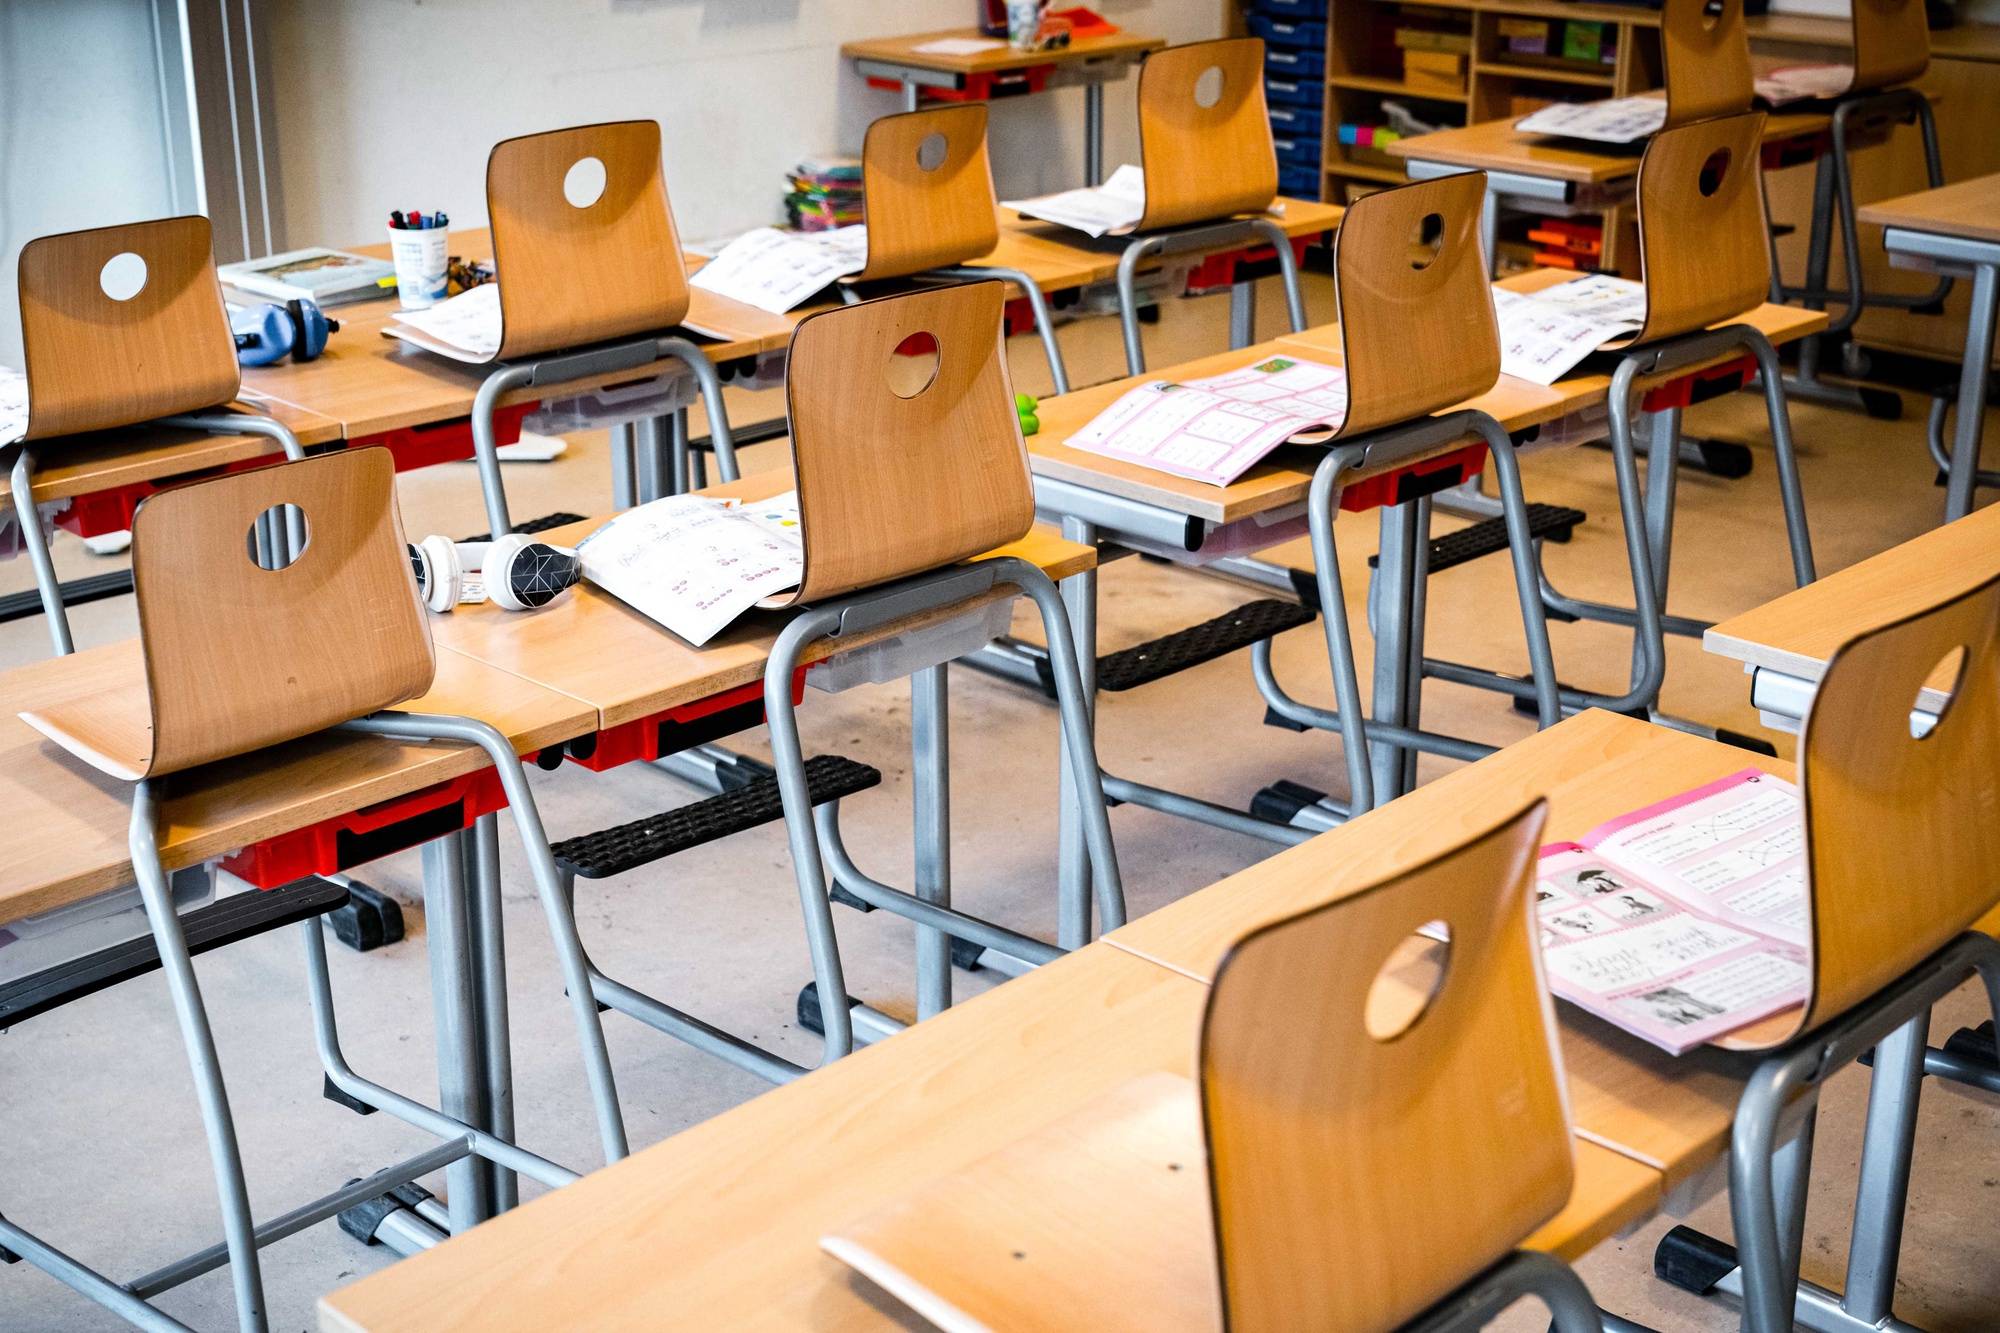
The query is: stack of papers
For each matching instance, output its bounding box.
[1005,163,1148,238]
[1516,65,1854,145]
[1492,274,1648,385]
[383,279,748,364]
[1067,355,1348,486]
[912,36,1004,56]
[0,366,26,447]
[1537,769,1809,1054]
[689,226,869,314]
[577,491,803,646]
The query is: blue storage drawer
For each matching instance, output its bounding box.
[1263,75,1324,108]
[1278,163,1322,197]
[1251,0,1329,19]
[1263,45,1326,80]
[1274,135,1323,168]
[1246,14,1328,49]
[1267,101,1325,138]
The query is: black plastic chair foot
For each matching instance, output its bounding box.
[1654,1225,1738,1296]
[1249,779,1326,826]
[1860,387,1904,421]
[338,1180,438,1247]
[323,1074,378,1116]
[328,879,405,953]
[1715,728,1779,757]
[796,980,863,1038]
[949,936,987,972]
[1693,439,1754,480]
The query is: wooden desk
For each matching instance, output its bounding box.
[0,644,593,921]
[432,471,1096,731]
[0,397,341,518]
[318,938,1661,1332]
[1856,174,2000,521]
[1107,709,1781,1191]
[1705,501,2000,727]
[1388,108,1830,187]
[841,28,1164,186]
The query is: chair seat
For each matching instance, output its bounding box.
[18,639,154,781]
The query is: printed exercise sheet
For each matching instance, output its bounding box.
[1005,163,1149,238]
[1537,768,1810,1054]
[577,491,803,647]
[688,226,869,314]
[0,365,25,446]
[1517,66,1852,146]
[1065,355,1349,486]
[1492,274,1648,385]
[383,282,504,363]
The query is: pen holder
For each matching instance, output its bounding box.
[1006,0,1047,50]
[388,224,450,310]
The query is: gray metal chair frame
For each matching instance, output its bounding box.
[1114,215,1309,375]
[1776,89,1952,415]
[545,556,1123,1082]
[9,411,305,656]
[1425,323,1814,726]
[1406,1249,1605,1333]
[840,265,1073,395]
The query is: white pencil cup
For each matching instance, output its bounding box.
[1006,0,1047,50]
[388,225,450,310]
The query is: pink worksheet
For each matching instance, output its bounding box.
[1064,355,1349,486]
[1537,769,1810,1055]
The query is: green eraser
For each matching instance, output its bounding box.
[1015,392,1037,412]
[1021,414,1040,436]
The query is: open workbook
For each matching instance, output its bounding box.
[1537,768,1810,1055]
[1065,355,1349,486]
[1514,64,1854,145]
[576,490,803,647]
[687,225,870,314]
[1004,163,1150,238]
[1492,273,1648,385]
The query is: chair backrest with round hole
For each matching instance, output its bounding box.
[855,104,1001,283]
[486,120,690,361]
[16,215,241,441]
[130,447,435,777]
[1198,800,1571,1330]
[1136,38,1280,233]
[1624,111,1771,347]
[781,281,1034,606]
[1849,0,1931,93]
[1661,0,1754,127]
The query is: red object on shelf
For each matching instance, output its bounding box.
[1049,7,1119,38]
[565,670,808,774]
[867,66,1053,100]
[1338,442,1489,514]
[1640,354,1756,413]
[222,765,514,889]
[1181,236,1316,294]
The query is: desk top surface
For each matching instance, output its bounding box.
[432,470,1096,731]
[1387,108,1831,184]
[318,939,1660,1332]
[2,396,342,515]
[1857,173,2000,247]
[1028,270,1826,526]
[243,231,793,440]
[1107,708,1789,1188]
[1704,501,2000,702]
[841,27,1164,75]
[0,643,593,922]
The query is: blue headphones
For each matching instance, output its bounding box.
[232,298,339,366]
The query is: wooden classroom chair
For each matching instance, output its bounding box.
[1637,565,2000,1331]
[462,120,740,538]
[1110,37,1307,374]
[824,801,1607,1332]
[848,103,1073,392]
[1242,171,1562,813]
[1529,111,1816,724]
[5,449,618,1331]
[535,279,1126,1079]
[1660,0,1754,127]
[10,215,305,653]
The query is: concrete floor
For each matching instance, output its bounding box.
[1,272,1997,1330]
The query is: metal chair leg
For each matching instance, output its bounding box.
[1744,328,1816,585]
[130,782,268,1333]
[1305,452,1377,813]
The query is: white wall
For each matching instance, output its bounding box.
[0,0,183,365]
[267,0,1223,249]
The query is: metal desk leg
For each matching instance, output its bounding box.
[1479,185,1501,276]
[670,408,691,497]
[608,422,637,510]
[911,664,952,1019]
[1228,279,1256,350]
[1633,406,1682,691]
[420,831,491,1231]
[901,77,920,113]
[1368,500,1430,805]
[1055,514,1099,950]
[466,814,516,1214]
[1084,82,1104,187]
[1946,263,1998,522]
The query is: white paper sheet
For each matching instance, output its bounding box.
[1066,355,1347,486]
[0,365,26,447]
[1492,274,1648,385]
[1516,95,1665,146]
[383,283,503,364]
[1005,163,1148,239]
[577,491,803,647]
[688,226,868,315]
[914,36,1006,55]
[1753,62,1854,105]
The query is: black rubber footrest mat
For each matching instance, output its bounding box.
[1369,504,1585,576]
[1082,599,1317,694]
[459,511,589,543]
[0,877,349,1028]
[553,755,882,879]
